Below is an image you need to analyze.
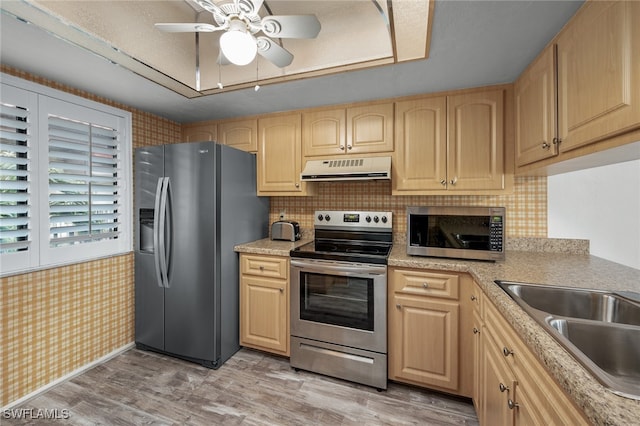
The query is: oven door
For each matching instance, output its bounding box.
[290,258,387,353]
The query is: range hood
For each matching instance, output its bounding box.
[300,156,391,181]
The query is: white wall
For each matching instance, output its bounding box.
[548,160,640,270]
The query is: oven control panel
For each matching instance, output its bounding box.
[314,210,392,230]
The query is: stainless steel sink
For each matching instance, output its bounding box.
[496,280,640,399]
[499,282,640,326]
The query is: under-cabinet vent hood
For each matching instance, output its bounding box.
[300,156,391,181]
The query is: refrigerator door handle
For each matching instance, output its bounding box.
[152,177,165,288]
[158,177,170,288]
[162,177,173,288]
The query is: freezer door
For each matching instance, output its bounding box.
[163,142,217,363]
[134,145,165,350]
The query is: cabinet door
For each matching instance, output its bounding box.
[515,46,558,167]
[302,108,346,157]
[393,97,447,193]
[347,103,394,154]
[481,336,516,426]
[218,119,257,152]
[257,114,305,194]
[388,294,460,391]
[182,122,217,142]
[240,275,289,355]
[447,90,504,191]
[557,1,640,152]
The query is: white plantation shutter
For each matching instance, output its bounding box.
[47,115,120,246]
[0,85,39,273]
[1,74,131,276]
[39,96,130,266]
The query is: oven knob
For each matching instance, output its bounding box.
[366,216,372,223]
[317,214,323,221]
[381,216,388,223]
[325,214,331,222]
[373,216,379,223]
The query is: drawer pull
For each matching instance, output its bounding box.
[259,266,265,271]
[279,288,284,293]
[470,295,477,301]
[473,327,479,334]
[396,304,402,310]
[422,283,428,289]
[499,383,509,393]
[503,347,514,357]
[508,399,519,410]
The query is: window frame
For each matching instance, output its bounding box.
[1,73,132,276]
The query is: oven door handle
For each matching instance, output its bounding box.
[290,259,386,275]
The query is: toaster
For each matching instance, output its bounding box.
[271,220,301,241]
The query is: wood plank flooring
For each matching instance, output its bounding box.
[7,348,479,425]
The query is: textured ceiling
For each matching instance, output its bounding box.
[0,1,585,123]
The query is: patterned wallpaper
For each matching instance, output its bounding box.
[0,65,181,407]
[270,176,547,238]
[0,64,548,407]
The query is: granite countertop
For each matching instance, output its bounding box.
[236,238,640,425]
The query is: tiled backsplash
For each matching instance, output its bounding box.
[1,65,181,407]
[270,176,547,238]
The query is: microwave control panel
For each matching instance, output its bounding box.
[489,215,503,252]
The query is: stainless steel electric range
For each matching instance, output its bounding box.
[289,210,392,390]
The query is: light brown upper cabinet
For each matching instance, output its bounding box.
[393,96,447,192]
[514,46,558,167]
[218,118,257,153]
[556,0,640,153]
[257,113,315,196]
[393,89,506,195]
[182,121,217,142]
[516,0,640,173]
[302,103,394,157]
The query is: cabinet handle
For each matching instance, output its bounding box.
[295,183,300,188]
[552,137,562,145]
[450,177,457,185]
[279,288,284,293]
[259,266,265,271]
[503,347,514,357]
[347,145,353,150]
[508,399,519,410]
[473,327,479,334]
[422,283,428,289]
[542,142,551,149]
[396,304,402,310]
[470,295,477,301]
[440,179,446,186]
[499,383,509,393]
[339,145,345,151]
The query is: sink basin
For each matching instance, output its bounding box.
[548,318,640,398]
[495,280,640,399]
[497,281,640,326]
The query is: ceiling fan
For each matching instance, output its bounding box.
[155,0,321,67]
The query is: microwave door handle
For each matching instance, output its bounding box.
[152,177,164,288]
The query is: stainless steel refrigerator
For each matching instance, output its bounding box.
[134,141,269,368]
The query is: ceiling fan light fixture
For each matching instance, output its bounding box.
[220,20,257,66]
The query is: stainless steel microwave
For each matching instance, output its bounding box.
[406,206,505,261]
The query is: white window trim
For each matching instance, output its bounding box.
[1,73,132,276]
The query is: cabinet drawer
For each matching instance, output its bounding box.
[241,254,288,279]
[391,269,460,300]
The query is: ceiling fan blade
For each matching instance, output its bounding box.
[247,0,264,14]
[256,36,293,68]
[260,15,321,39]
[192,0,227,19]
[155,23,222,33]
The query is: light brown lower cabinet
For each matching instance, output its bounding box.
[239,254,289,356]
[388,268,474,397]
[478,291,590,425]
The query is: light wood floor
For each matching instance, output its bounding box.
[10,348,479,425]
